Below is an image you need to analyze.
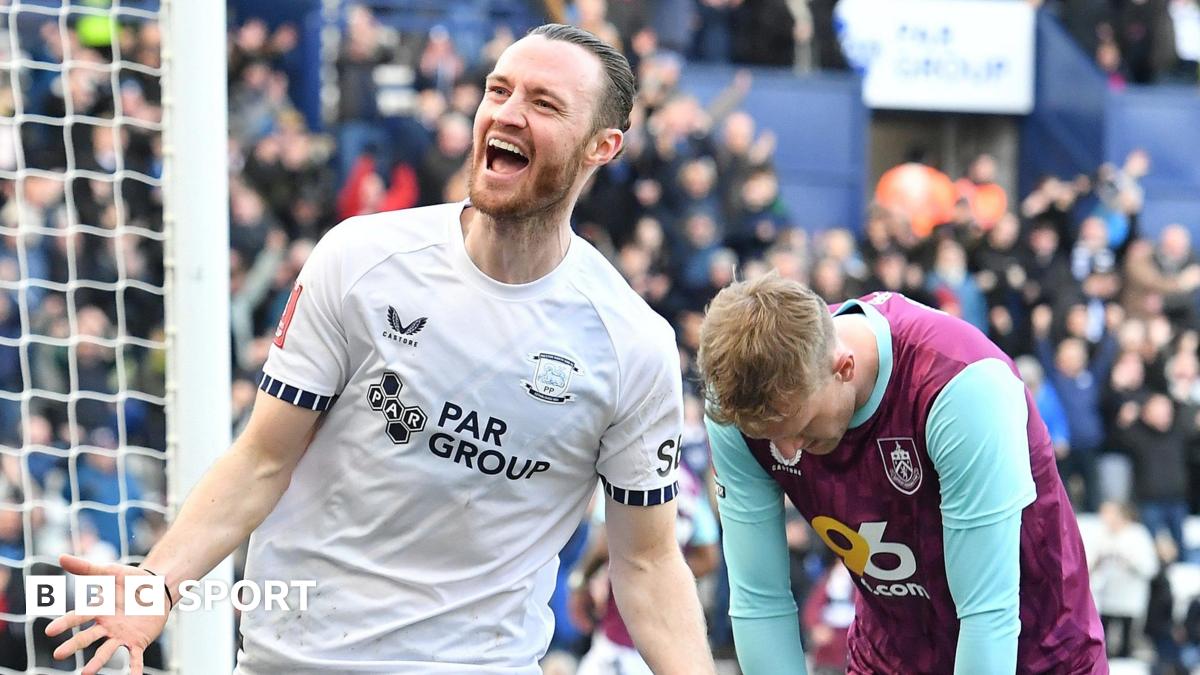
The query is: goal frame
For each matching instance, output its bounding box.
[161,0,234,671]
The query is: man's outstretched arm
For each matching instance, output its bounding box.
[605,496,716,675]
[47,391,320,674]
[139,390,320,594]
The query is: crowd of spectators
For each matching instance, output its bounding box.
[1048,0,1200,87]
[0,7,168,669]
[0,0,1199,671]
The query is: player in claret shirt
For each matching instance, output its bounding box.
[698,274,1106,674]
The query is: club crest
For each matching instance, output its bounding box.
[523,352,581,404]
[877,437,922,494]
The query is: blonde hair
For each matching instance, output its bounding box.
[698,272,835,435]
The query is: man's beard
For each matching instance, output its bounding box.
[468,142,586,224]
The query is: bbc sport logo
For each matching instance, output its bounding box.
[27,576,316,616]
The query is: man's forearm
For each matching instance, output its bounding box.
[610,547,715,674]
[944,515,1023,675]
[141,438,295,597]
[955,608,1019,674]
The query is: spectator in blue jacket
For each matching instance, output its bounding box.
[1016,355,1071,459]
[1033,303,1120,509]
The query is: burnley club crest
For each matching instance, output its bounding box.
[877,437,922,494]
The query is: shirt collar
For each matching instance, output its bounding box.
[832,299,894,429]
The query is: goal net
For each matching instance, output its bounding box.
[0,0,231,672]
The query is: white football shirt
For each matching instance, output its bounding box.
[234,202,684,674]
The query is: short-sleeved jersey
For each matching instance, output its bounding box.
[732,292,1105,673]
[236,203,684,674]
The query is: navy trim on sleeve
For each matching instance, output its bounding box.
[599,475,679,506]
[258,373,336,412]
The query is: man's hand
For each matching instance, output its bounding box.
[567,579,596,633]
[810,624,834,649]
[1181,265,1200,291]
[567,570,610,633]
[45,554,170,675]
[50,390,321,673]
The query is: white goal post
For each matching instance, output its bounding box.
[161,0,234,672]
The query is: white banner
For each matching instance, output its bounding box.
[835,0,1036,114]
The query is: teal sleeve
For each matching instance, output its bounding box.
[688,487,720,547]
[926,358,1036,675]
[732,615,809,675]
[705,417,808,675]
[945,514,1023,674]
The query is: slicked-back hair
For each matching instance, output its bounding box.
[697,272,836,436]
[527,23,635,133]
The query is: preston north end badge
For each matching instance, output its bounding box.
[522,352,581,404]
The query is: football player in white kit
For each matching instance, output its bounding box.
[46,24,715,675]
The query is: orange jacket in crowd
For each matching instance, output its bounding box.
[956,177,1008,231]
[875,162,957,239]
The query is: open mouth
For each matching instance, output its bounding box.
[485,138,530,175]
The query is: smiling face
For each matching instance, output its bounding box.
[468,35,613,223]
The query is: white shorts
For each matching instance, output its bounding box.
[575,634,652,675]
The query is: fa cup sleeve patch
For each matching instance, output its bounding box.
[274,283,303,349]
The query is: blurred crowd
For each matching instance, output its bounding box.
[1048,0,1200,88]
[1,0,1199,671]
[0,7,168,669]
